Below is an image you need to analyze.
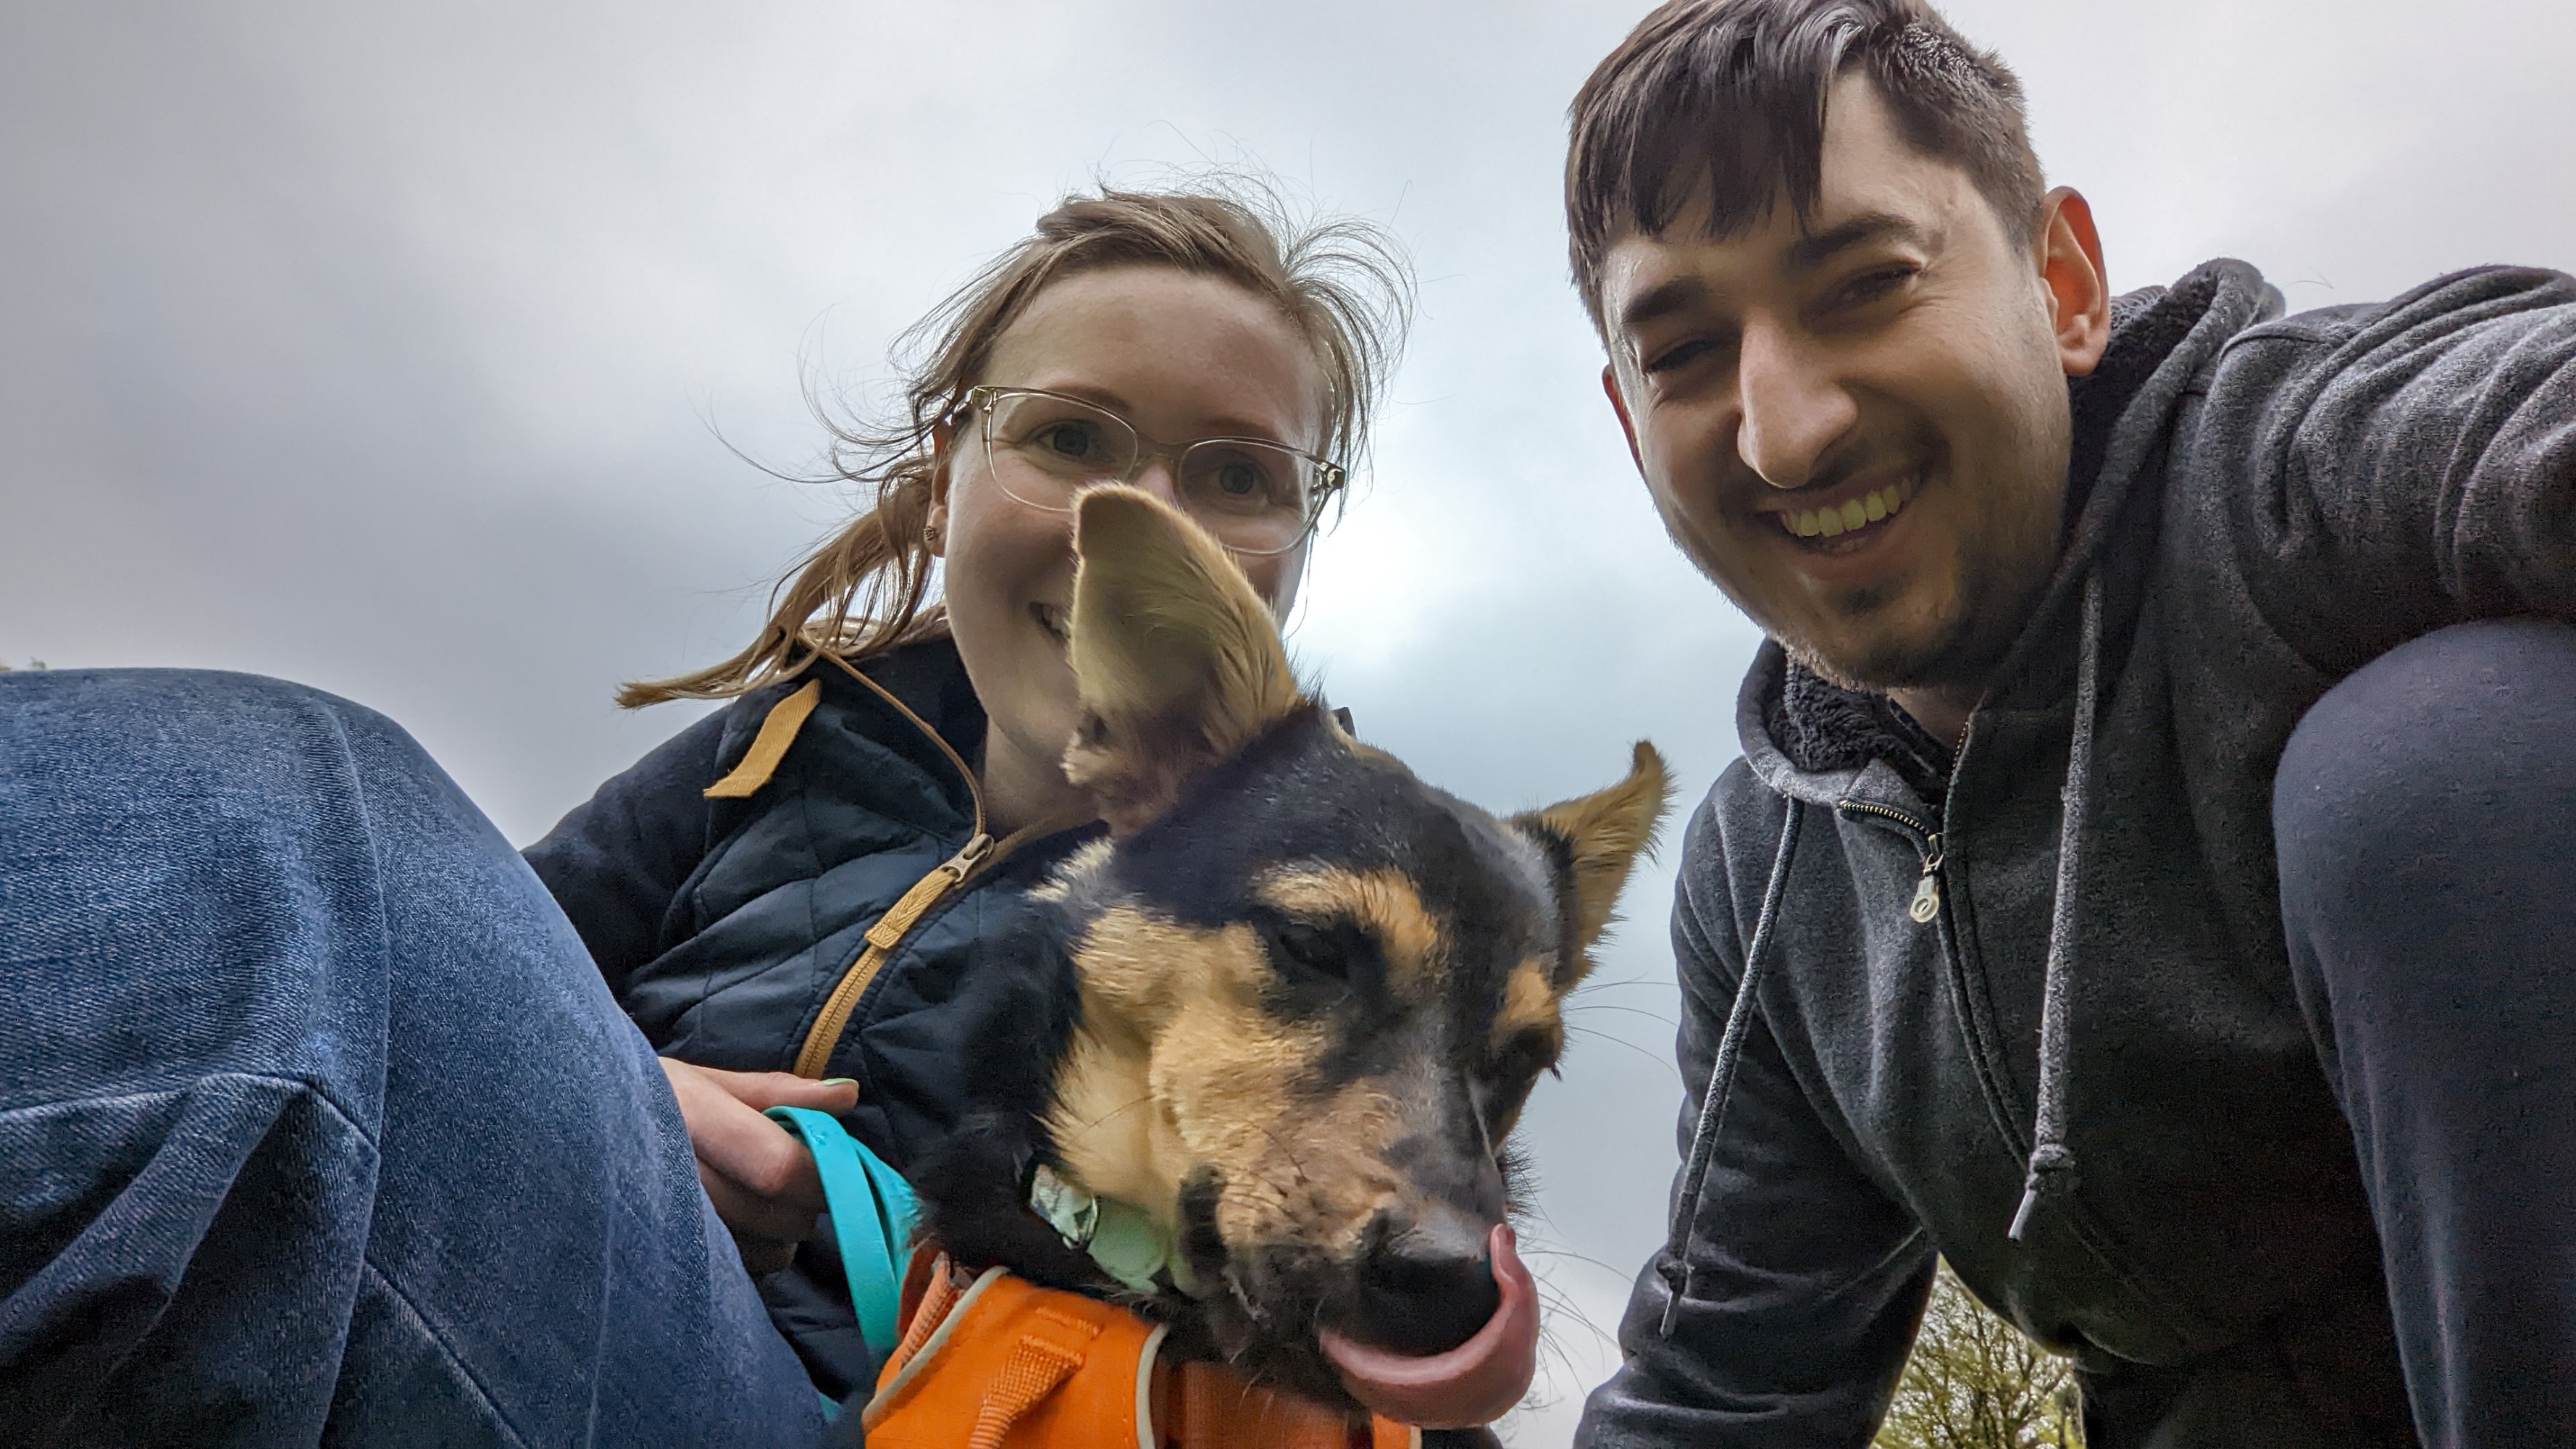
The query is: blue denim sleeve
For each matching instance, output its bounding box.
[523,703,734,993]
[1576,786,1933,1448]
[0,668,824,1448]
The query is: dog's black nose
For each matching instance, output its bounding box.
[1346,1205,1504,1357]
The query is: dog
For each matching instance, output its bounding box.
[903,485,1670,1442]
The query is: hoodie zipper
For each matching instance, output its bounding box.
[1834,793,2045,1224]
[1835,798,1944,922]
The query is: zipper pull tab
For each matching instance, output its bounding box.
[943,831,996,881]
[1908,862,1942,924]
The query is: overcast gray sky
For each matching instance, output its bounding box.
[7,1,2572,1440]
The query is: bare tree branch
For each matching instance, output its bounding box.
[1874,1263,2083,1449]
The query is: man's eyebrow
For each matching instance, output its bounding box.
[1784,212,1928,272]
[1615,275,1710,335]
[1612,213,1928,334]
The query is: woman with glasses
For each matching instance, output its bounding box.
[521,187,1410,1409]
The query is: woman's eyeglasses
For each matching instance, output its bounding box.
[955,385,1344,557]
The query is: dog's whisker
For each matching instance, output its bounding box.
[1571,971,1673,992]
[1561,1022,1686,1077]
[1560,999,1682,1027]
[1515,1243,1644,1279]
[1070,1091,1158,1132]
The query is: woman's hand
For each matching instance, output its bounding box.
[659,1058,862,1277]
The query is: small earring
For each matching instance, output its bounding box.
[921,522,941,549]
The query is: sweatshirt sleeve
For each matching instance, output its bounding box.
[2211,265,2576,672]
[1576,787,1934,1449]
[523,706,732,996]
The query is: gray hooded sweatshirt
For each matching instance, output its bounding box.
[1578,260,2576,1448]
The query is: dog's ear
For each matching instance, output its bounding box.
[1512,741,1673,989]
[1062,485,1305,834]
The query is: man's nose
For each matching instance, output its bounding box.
[1734,321,1857,490]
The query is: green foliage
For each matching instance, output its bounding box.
[1873,1264,2083,1449]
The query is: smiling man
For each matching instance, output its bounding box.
[1566,2,2576,1447]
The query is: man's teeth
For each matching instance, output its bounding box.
[1783,477,1917,539]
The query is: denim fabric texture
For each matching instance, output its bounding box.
[0,669,827,1448]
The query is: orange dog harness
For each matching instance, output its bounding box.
[861,1249,1419,1449]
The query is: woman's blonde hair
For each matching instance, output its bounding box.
[621,185,1413,708]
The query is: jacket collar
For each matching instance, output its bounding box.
[845,632,987,770]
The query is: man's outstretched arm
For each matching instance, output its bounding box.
[2209,264,2576,663]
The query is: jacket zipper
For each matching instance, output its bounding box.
[790,653,1025,1080]
[1835,798,1944,922]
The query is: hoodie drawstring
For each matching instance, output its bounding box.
[1657,803,1803,1337]
[2009,569,2106,1244]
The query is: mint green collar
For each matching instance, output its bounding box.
[1029,1164,1200,1298]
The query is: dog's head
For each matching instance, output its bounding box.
[1017,486,1668,1421]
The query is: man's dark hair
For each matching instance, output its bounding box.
[1566,0,2044,327]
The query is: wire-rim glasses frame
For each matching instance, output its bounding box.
[950,384,1346,557]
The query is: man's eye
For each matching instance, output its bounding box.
[1831,266,1916,309]
[1643,338,1720,374]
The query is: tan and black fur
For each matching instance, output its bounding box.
[906,487,1670,1433]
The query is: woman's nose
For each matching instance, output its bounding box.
[1127,456,1186,506]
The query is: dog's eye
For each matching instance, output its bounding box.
[1268,919,1347,980]
[1491,1027,1560,1085]
[1252,911,1368,986]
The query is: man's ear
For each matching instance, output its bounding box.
[1512,740,1673,990]
[1061,485,1305,834]
[1602,364,1646,477]
[2038,186,2111,379]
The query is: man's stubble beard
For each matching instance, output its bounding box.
[1749,491,2064,699]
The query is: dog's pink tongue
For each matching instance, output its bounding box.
[1318,1224,1539,1429]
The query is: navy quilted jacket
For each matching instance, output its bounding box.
[525,638,1097,1401]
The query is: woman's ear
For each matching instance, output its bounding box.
[924,429,955,557]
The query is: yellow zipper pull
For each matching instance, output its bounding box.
[948,831,996,877]
[862,832,995,952]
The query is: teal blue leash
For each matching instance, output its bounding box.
[764,1105,921,1421]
